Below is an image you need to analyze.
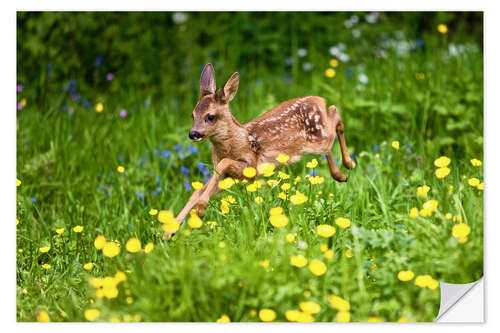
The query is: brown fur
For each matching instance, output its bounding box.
[164,64,356,240]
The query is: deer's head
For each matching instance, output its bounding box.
[189,63,239,142]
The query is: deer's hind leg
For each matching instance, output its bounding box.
[327,105,356,170]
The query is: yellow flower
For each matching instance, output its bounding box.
[329,58,339,67]
[37,310,51,322]
[187,214,203,229]
[39,245,51,253]
[42,263,51,270]
[328,295,350,311]
[306,158,318,168]
[143,242,154,254]
[391,141,400,150]
[290,191,308,205]
[345,249,354,258]
[216,314,231,322]
[294,176,301,184]
[269,207,283,216]
[278,192,287,200]
[55,228,65,235]
[477,182,484,190]
[218,177,235,190]
[470,158,482,167]
[158,210,175,223]
[286,233,296,243]
[267,179,278,187]
[84,309,100,321]
[149,209,158,216]
[449,185,454,193]
[428,279,439,290]
[95,103,104,112]
[117,165,125,173]
[320,244,328,252]
[191,181,203,190]
[220,201,230,214]
[422,199,438,212]
[397,270,415,282]
[336,311,351,322]
[434,156,451,168]
[243,167,257,178]
[435,167,451,179]
[414,275,439,290]
[296,312,315,322]
[278,171,290,179]
[308,259,327,276]
[285,310,301,322]
[17,218,19,226]
[125,237,141,253]
[324,250,334,259]
[325,68,336,78]
[94,235,107,250]
[308,175,325,185]
[259,259,270,268]
[254,196,263,203]
[16,178,21,187]
[83,262,94,271]
[73,225,84,233]
[207,221,217,229]
[452,223,471,239]
[335,217,351,228]
[257,163,275,177]
[281,183,291,191]
[276,153,290,163]
[269,214,289,228]
[246,183,257,192]
[468,177,480,187]
[290,255,308,268]
[368,317,383,322]
[409,207,419,218]
[416,185,430,198]
[397,317,409,322]
[437,23,448,34]
[102,241,120,258]
[259,309,276,322]
[299,301,321,314]
[317,224,336,237]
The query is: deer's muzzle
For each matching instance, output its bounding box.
[189,130,205,141]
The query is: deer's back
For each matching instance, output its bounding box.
[244,96,335,165]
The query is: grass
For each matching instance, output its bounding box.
[16,13,483,322]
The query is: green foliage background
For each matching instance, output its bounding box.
[17,12,483,322]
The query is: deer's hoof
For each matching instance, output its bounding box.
[196,201,207,217]
[344,159,356,170]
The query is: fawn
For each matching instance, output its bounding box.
[165,63,356,239]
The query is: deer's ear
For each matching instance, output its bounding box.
[200,63,216,97]
[215,72,239,104]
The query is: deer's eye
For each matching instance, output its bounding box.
[206,114,216,122]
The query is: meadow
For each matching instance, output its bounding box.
[16,12,483,322]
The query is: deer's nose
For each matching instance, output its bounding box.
[189,130,205,141]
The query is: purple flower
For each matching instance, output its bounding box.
[184,181,192,191]
[68,107,74,115]
[136,192,144,200]
[309,169,318,176]
[120,109,127,118]
[17,84,23,92]
[95,55,103,67]
[180,166,190,175]
[17,102,23,110]
[31,197,37,202]
[187,146,198,154]
[161,150,171,158]
[106,73,114,81]
[201,168,211,176]
[372,144,379,153]
[129,225,134,230]
[196,162,206,171]
[174,144,183,153]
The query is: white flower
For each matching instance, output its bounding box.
[352,29,361,38]
[329,46,340,56]
[344,20,353,29]
[285,57,294,66]
[350,15,359,24]
[298,241,308,249]
[366,12,379,24]
[358,74,368,84]
[297,48,308,57]
[338,53,350,62]
[302,62,313,71]
[172,12,188,24]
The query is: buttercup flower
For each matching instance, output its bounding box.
[95,103,104,113]
[468,177,480,187]
[243,167,257,178]
[391,141,400,150]
[317,224,336,238]
[281,183,291,191]
[254,196,263,203]
[117,165,125,173]
[220,201,230,214]
[259,309,276,322]
[434,156,451,168]
[299,301,321,314]
[306,159,318,169]
[325,68,336,78]
[158,210,175,224]
[94,235,106,250]
[336,311,351,322]
[416,185,430,198]
[290,191,308,205]
[259,259,270,268]
[437,23,448,34]
[270,207,283,216]
[37,310,51,322]
[102,241,120,258]
[368,317,383,322]
[84,309,100,321]
[269,214,288,228]
[452,223,471,239]
[397,270,414,282]
[335,217,351,228]
[73,225,84,233]
[278,192,287,200]
[470,158,482,167]
[188,214,203,228]
[290,255,308,268]
[345,249,354,258]
[16,178,21,186]
[477,183,484,190]
[409,207,419,218]
[42,263,51,270]
[308,259,327,276]
[324,249,334,259]
[149,209,158,216]
[218,177,235,190]
[285,310,301,322]
[286,233,296,243]
[216,314,230,322]
[278,171,290,180]
[144,242,154,253]
[276,154,290,163]
[83,262,94,271]
[257,163,275,177]
[39,245,51,253]
[55,228,65,235]
[435,167,451,179]
[191,181,203,190]
[328,295,350,311]
[125,238,141,253]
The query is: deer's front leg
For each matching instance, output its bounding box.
[196,158,248,217]
[175,180,211,222]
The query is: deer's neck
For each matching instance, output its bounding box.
[210,114,248,157]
